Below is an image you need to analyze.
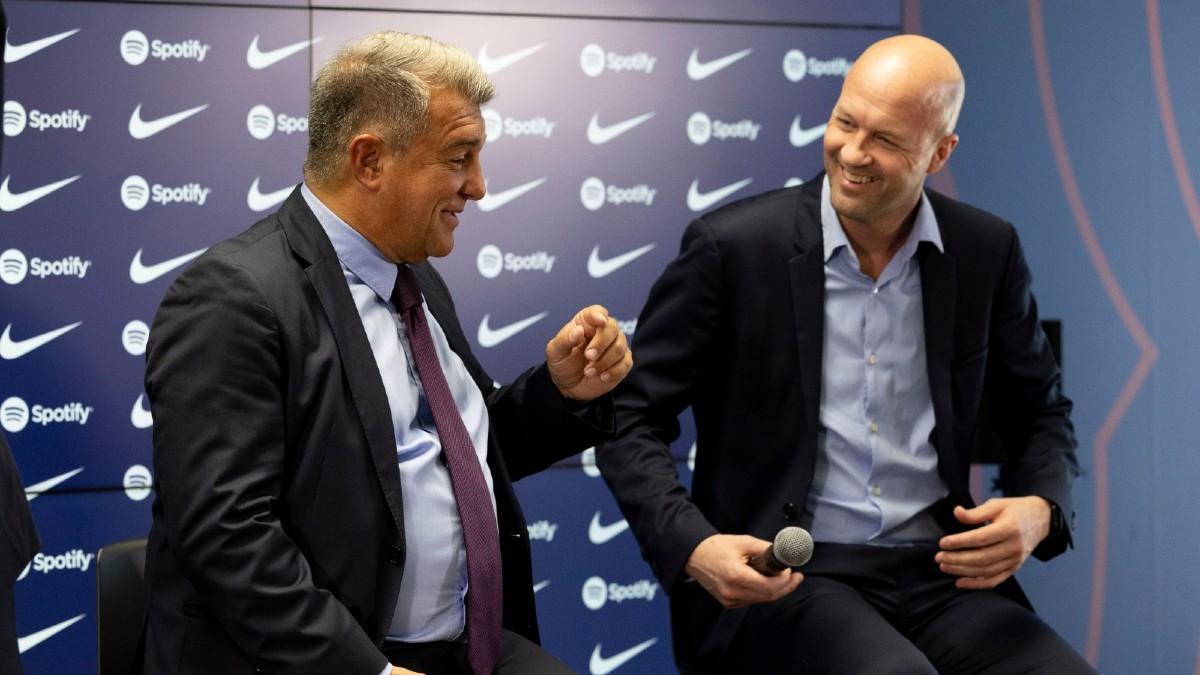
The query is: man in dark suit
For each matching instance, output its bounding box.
[142,32,630,675]
[599,35,1093,673]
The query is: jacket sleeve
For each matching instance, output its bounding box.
[145,256,388,675]
[987,227,1080,560]
[596,218,723,591]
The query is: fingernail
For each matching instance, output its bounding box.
[586,349,597,360]
[585,368,596,377]
[600,372,611,382]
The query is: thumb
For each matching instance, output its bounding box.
[954,500,1003,525]
[545,322,585,363]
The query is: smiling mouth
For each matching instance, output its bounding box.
[840,167,878,185]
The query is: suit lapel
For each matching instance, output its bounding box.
[278,191,405,530]
[789,183,826,432]
[918,237,960,487]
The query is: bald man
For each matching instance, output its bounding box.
[598,35,1094,673]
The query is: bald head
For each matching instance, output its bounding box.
[822,35,964,236]
[848,35,965,138]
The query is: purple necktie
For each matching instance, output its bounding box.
[392,265,501,675]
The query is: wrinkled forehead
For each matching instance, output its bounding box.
[834,68,942,134]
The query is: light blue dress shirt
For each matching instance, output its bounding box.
[806,176,949,545]
[300,185,496,648]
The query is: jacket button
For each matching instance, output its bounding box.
[388,546,403,566]
[782,503,798,521]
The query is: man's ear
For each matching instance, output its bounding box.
[347,134,387,190]
[926,133,959,175]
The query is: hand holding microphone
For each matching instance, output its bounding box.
[747,526,814,576]
[684,527,811,608]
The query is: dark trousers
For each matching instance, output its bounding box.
[0,583,22,675]
[382,629,575,675]
[723,543,1095,674]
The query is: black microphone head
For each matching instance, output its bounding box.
[772,526,813,567]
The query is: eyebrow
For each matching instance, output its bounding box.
[442,136,482,152]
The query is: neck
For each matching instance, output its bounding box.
[308,180,394,260]
[839,208,917,281]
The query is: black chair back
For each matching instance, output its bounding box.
[96,538,147,675]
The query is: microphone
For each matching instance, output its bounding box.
[747,526,813,576]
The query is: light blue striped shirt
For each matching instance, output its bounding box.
[806,176,949,545]
[300,184,495,646]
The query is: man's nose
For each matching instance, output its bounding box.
[840,134,870,166]
[463,159,486,200]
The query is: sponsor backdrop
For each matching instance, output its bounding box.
[7,1,1194,674]
[0,1,890,671]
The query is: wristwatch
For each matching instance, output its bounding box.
[1047,500,1066,539]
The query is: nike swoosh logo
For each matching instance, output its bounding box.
[128,103,209,139]
[247,177,295,212]
[686,47,752,80]
[788,115,827,148]
[686,177,752,212]
[588,511,630,544]
[477,177,546,212]
[131,394,154,429]
[18,614,85,653]
[130,247,206,284]
[5,28,80,63]
[477,312,548,348]
[0,175,81,212]
[246,35,321,70]
[476,42,545,74]
[25,467,84,501]
[0,321,82,360]
[589,638,658,675]
[532,580,550,593]
[587,243,655,279]
[587,111,655,145]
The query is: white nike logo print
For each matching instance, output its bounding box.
[476,42,545,74]
[247,177,294,212]
[588,512,630,544]
[587,111,655,145]
[589,638,658,675]
[128,103,209,139]
[5,28,80,63]
[131,394,154,429]
[246,35,321,70]
[788,115,827,148]
[0,321,82,360]
[129,247,206,284]
[18,614,85,653]
[0,175,81,212]
[532,580,550,593]
[25,467,84,501]
[686,177,752,212]
[476,177,546,212]
[686,47,752,80]
[477,312,548,348]
[587,243,655,279]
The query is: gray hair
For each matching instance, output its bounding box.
[304,32,494,185]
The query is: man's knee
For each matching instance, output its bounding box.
[496,630,574,675]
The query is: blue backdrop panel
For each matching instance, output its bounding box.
[2,0,310,492]
[915,2,1200,673]
[14,489,153,674]
[313,0,900,27]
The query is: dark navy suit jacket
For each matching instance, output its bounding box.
[598,175,1079,664]
[142,190,611,674]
